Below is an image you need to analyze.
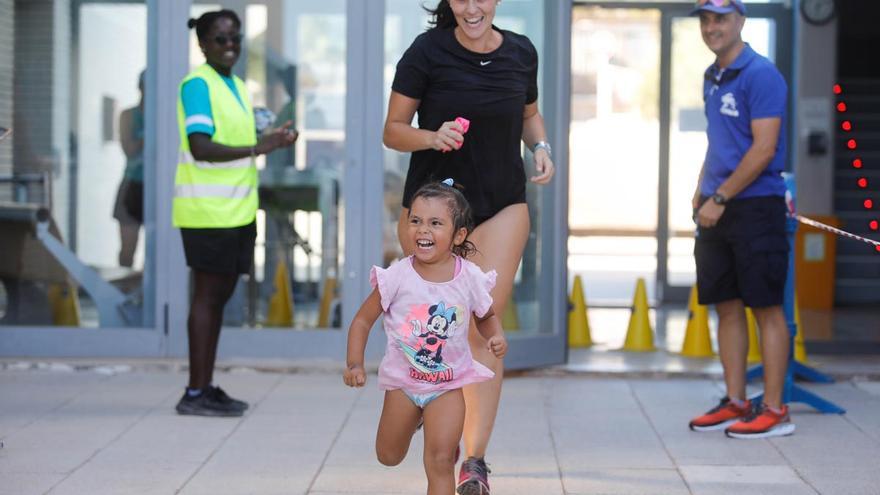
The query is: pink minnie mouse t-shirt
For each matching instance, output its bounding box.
[370,255,496,394]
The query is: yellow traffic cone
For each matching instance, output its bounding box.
[502,296,520,331]
[681,285,714,357]
[318,277,337,328]
[793,295,808,363]
[623,278,655,351]
[265,260,294,326]
[568,275,592,347]
[746,307,762,363]
[48,281,81,326]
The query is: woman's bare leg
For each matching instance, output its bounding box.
[398,203,530,458]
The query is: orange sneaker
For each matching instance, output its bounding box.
[689,398,751,432]
[725,403,796,439]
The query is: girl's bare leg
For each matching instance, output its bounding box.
[375,389,422,466]
[422,389,465,495]
[398,203,530,458]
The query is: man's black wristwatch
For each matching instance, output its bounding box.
[711,193,728,205]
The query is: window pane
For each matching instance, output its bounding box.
[1,1,150,328]
[569,7,661,303]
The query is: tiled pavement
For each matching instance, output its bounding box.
[2,362,879,495]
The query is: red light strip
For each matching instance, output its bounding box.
[835,83,878,252]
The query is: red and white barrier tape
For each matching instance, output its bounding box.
[794,215,880,248]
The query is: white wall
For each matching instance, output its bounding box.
[794,14,837,215]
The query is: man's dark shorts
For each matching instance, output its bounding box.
[694,196,788,308]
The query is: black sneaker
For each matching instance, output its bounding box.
[175,390,243,417]
[208,386,249,412]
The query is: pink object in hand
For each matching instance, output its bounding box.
[442,117,470,153]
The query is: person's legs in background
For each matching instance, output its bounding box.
[176,223,255,417]
[688,220,755,432]
[118,223,139,268]
[724,196,794,438]
[753,305,789,409]
[114,179,140,268]
[175,269,246,417]
[187,269,237,391]
[723,303,795,438]
[716,299,748,402]
[691,197,794,438]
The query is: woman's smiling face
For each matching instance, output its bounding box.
[448,0,498,42]
[201,16,241,71]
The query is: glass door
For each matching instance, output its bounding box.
[569,6,662,304]
[660,4,791,302]
[570,2,792,305]
[1,0,161,357]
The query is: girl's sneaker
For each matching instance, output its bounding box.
[725,403,796,439]
[457,456,490,495]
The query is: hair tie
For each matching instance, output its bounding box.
[441,178,454,187]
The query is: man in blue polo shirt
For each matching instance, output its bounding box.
[687,0,795,439]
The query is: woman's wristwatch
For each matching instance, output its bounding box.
[533,140,552,158]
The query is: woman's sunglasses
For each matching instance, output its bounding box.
[213,33,243,46]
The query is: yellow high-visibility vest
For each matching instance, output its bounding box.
[173,64,257,228]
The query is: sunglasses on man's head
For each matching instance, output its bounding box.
[213,33,243,46]
[694,0,745,14]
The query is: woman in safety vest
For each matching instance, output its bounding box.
[174,9,297,417]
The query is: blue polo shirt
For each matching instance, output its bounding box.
[700,43,787,198]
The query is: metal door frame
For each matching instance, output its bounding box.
[504,0,571,369]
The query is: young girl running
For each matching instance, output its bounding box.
[344,180,508,495]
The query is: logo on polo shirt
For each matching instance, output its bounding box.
[720,92,739,117]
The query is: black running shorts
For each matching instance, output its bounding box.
[694,196,788,308]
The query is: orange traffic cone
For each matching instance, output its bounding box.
[568,275,592,347]
[681,285,714,357]
[623,278,655,351]
[265,259,294,326]
[746,307,762,363]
